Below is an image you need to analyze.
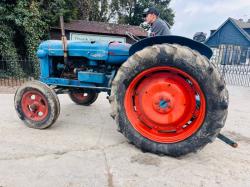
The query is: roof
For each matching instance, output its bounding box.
[51,20,147,37]
[230,18,250,41]
[232,18,250,29]
[205,18,250,44]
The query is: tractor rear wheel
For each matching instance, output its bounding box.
[14,81,60,129]
[110,44,228,157]
[69,90,98,106]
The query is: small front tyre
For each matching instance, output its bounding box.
[14,81,60,129]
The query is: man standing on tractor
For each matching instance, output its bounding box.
[143,7,171,37]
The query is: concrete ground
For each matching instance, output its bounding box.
[0,85,250,187]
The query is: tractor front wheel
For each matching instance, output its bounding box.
[69,90,98,106]
[110,44,228,157]
[14,81,60,129]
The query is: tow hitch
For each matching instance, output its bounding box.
[217,133,238,148]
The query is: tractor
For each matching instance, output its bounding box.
[14,17,231,157]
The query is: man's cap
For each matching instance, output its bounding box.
[143,7,160,17]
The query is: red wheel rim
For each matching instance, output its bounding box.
[21,90,49,122]
[124,67,206,143]
[71,93,90,101]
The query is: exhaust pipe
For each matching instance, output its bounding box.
[60,16,68,63]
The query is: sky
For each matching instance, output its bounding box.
[169,0,250,38]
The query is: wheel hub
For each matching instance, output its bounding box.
[152,93,172,114]
[124,67,206,143]
[134,73,196,126]
[29,103,38,111]
[21,90,49,121]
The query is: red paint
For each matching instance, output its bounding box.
[21,90,49,121]
[71,93,89,101]
[124,67,206,143]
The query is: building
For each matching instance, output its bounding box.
[205,18,250,65]
[50,20,147,44]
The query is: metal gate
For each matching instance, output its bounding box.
[0,57,35,86]
[1,46,250,87]
[211,46,250,87]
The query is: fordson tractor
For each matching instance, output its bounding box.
[14,17,231,157]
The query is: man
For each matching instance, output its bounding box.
[143,7,171,36]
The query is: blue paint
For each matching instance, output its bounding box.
[244,28,250,36]
[37,36,213,93]
[38,40,131,64]
[40,77,110,91]
[38,40,109,60]
[39,56,50,78]
[88,60,98,66]
[78,72,106,84]
[205,18,250,48]
[159,100,168,109]
[107,42,131,64]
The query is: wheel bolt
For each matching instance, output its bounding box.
[31,95,36,100]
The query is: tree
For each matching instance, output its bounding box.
[0,0,78,77]
[0,0,175,78]
[39,0,78,25]
[117,0,174,26]
[64,0,174,26]
[72,0,114,22]
[0,1,24,76]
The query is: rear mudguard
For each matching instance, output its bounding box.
[129,35,213,59]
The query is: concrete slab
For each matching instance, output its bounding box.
[0,85,249,187]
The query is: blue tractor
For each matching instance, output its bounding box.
[14,18,229,157]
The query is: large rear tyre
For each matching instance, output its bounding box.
[14,81,60,129]
[69,90,98,106]
[110,44,228,157]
